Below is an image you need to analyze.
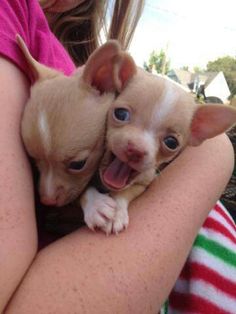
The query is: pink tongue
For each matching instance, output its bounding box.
[103,157,132,189]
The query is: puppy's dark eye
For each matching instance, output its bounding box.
[113,108,130,121]
[163,136,179,150]
[68,159,87,171]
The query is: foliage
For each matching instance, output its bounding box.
[206,56,236,97]
[193,66,204,74]
[143,61,151,72]
[144,49,170,74]
[181,66,189,71]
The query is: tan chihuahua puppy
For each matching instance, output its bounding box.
[82,67,236,234]
[17,35,136,208]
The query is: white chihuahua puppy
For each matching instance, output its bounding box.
[82,67,236,234]
[17,35,136,208]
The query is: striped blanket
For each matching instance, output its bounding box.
[162,201,236,314]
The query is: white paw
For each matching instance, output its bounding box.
[111,198,129,234]
[112,208,129,234]
[83,191,116,232]
[81,188,130,235]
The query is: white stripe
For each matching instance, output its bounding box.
[44,166,55,197]
[160,307,165,314]
[189,247,236,281]
[208,209,235,237]
[174,278,236,314]
[143,130,157,157]
[199,227,236,252]
[154,82,177,123]
[38,111,51,154]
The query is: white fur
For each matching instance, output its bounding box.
[82,187,116,233]
[143,130,157,151]
[38,111,51,155]
[111,196,129,234]
[44,166,55,199]
[82,187,129,234]
[154,82,178,123]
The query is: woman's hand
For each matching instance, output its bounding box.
[39,0,86,12]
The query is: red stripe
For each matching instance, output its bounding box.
[179,261,236,298]
[203,217,236,244]
[169,291,231,314]
[213,204,236,232]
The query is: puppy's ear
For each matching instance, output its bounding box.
[189,104,236,146]
[113,52,137,93]
[16,34,61,82]
[82,40,136,93]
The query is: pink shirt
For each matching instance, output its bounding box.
[0,0,76,81]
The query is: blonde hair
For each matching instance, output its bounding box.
[48,0,145,66]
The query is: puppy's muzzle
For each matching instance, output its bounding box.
[126,143,147,163]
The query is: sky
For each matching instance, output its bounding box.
[129,0,236,70]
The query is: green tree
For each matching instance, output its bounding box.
[181,66,189,71]
[144,49,170,75]
[143,61,151,72]
[193,66,204,74]
[206,56,236,97]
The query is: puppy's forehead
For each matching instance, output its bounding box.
[113,70,195,135]
[152,79,179,123]
[26,76,112,160]
[116,71,182,124]
[41,105,106,159]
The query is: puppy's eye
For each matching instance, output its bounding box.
[68,159,87,171]
[113,108,130,121]
[163,136,179,150]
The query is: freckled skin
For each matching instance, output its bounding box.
[4,38,236,313]
[6,134,234,313]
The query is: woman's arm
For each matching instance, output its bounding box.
[6,134,234,313]
[0,57,37,311]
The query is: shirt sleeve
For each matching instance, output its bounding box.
[0,0,32,79]
[0,0,75,82]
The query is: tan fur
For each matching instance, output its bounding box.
[18,35,136,207]
[22,75,113,206]
[82,67,236,234]
[103,71,196,174]
[17,34,236,231]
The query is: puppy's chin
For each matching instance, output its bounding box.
[39,173,91,207]
[40,189,79,207]
[99,152,140,191]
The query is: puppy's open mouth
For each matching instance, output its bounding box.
[101,154,138,190]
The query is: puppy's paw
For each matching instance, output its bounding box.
[83,192,116,232]
[100,220,113,235]
[112,198,129,234]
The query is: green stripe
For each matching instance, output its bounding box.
[164,300,169,314]
[194,234,236,267]
[161,300,169,314]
